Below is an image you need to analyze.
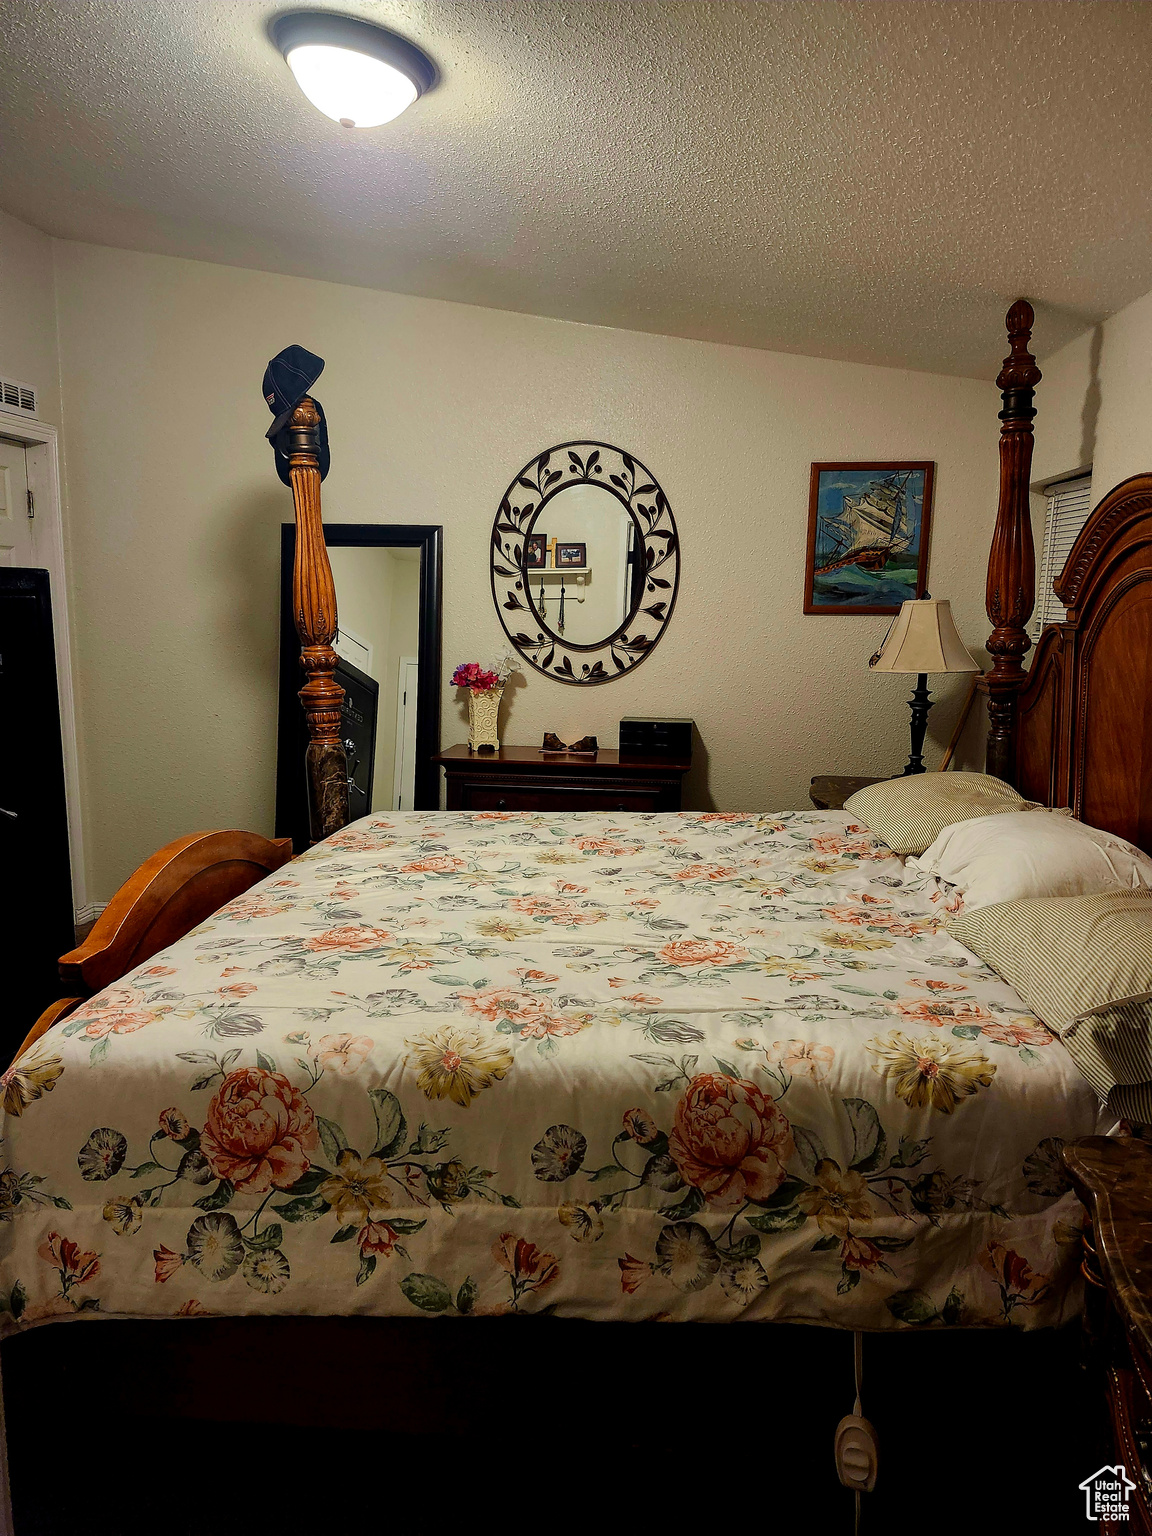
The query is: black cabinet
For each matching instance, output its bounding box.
[1,568,73,1055]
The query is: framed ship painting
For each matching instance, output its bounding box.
[803,461,934,615]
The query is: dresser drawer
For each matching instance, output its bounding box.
[461,783,662,813]
[436,745,689,813]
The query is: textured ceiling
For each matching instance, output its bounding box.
[2,0,1151,377]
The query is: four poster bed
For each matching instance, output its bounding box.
[2,303,1150,1522]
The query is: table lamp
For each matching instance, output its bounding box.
[869,599,980,775]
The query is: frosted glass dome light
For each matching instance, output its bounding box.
[273,13,436,129]
[285,44,416,127]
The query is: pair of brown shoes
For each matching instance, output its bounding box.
[541,733,598,755]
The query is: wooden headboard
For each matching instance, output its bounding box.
[1016,475,1152,848]
[983,303,1152,851]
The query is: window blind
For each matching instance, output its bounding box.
[1030,475,1093,640]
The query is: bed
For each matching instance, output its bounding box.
[2,300,1150,1519]
[2,805,1111,1335]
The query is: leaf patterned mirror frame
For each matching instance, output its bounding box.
[490,440,680,685]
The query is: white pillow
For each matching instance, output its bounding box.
[907,811,1152,913]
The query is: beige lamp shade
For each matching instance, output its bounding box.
[869,599,980,674]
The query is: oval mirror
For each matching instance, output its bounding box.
[491,441,679,684]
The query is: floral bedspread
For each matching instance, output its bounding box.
[0,810,1113,1335]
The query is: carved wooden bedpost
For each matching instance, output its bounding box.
[286,397,349,842]
[983,299,1042,783]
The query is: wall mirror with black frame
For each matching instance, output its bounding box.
[276,523,442,851]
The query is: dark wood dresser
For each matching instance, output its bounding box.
[434,744,691,812]
[1065,1135,1152,1533]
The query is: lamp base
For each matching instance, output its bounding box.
[900,673,932,775]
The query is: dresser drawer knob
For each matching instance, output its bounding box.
[497,799,507,810]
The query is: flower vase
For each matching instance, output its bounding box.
[468,685,504,752]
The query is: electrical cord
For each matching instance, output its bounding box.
[854,1331,863,1536]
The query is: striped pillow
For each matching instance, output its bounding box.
[947,890,1152,1120]
[1066,994,1152,1124]
[843,772,1026,856]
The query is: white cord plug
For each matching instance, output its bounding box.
[834,1332,879,1496]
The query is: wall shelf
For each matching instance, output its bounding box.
[528,566,590,603]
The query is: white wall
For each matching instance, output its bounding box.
[48,239,1003,900]
[0,209,62,429]
[1029,287,1152,640]
[1035,286,1152,501]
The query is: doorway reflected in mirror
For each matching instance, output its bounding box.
[276,524,442,851]
[329,545,421,814]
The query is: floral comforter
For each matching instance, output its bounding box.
[0,810,1113,1335]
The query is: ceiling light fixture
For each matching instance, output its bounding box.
[272,12,436,129]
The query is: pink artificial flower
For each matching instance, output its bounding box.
[451,662,500,692]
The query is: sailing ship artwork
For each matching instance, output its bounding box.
[803,461,934,614]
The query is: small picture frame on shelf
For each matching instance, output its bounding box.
[555,541,587,568]
[524,534,548,569]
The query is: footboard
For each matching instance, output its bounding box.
[13,829,292,1063]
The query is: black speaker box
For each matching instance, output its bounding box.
[618,717,694,760]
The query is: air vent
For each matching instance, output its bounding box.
[0,375,38,415]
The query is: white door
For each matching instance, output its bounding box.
[0,437,34,566]
[393,656,419,810]
[334,621,374,675]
